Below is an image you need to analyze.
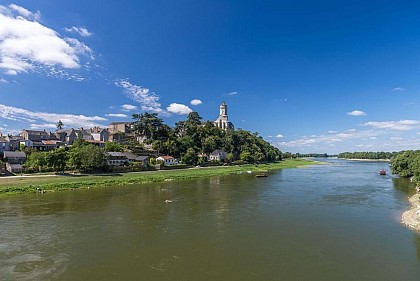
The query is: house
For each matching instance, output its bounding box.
[108,122,132,134]
[75,128,94,141]
[0,137,10,153]
[106,152,127,166]
[3,151,26,173]
[5,135,24,151]
[21,129,56,141]
[209,149,227,162]
[55,129,77,145]
[197,153,208,162]
[156,156,178,166]
[122,152,149,166]
[90,127,109,142]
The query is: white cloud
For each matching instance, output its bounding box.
[115,79,162,113]
[364,120,420,131]
[30,123,56,129]
[392,87,406,92]
[0,4,93,77]
[8,4,40,20]
[167,103,192,115]
[0,104,107,129]
[190,99,202,105]
[121,104,137,111]
[227,91,238,96]
[64,26,93,37]
[0,77,7,83]
[347,110,366,116]
[276,134,284,138]
[106,113,128,118]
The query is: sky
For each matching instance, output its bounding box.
[1,0,420,154]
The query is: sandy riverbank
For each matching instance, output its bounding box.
[402,193,420,231]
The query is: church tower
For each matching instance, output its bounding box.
[214,101,234,130]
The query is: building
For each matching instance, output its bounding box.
[106,152,127,166]
[156,156,178,166]
[108,122,132,134]
[122,152,149,166]
[3,151,26,173]
[90,127,109,142]
[0,137,10,153]
[20,129,56,141]
[55,129,78,145]
[214,101,234,130]
[209,149,227,161]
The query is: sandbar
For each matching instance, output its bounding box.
[402,193,420,231]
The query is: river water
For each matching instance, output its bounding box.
[1,159,420,280]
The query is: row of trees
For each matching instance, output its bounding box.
[24,140,110,173]
[338,151,398,160]
[390,151,420,183]
[130,112,282,165]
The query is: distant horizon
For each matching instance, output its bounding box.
[1,1,420,154]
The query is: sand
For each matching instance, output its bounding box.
[402,193,420,231]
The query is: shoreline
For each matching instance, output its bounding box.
[402,193,420,231]
[339,158,390,162]
[0,159,318,197]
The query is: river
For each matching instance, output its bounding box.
[1,159,420,280]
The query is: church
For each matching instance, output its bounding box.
[214,101,234,130]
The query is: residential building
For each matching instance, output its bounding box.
[21,129,56,141]
[209,149,227,161]
[106,152,127,166]
[5,135,24,151]
[0,137,10,153]
[122,152,149,166]
[156,156,178,166]
[214,101,234,130]
[86,140,105,148]
[3,151,26,173]
[90,127,109,142]
[55,129,77,145]
[108,122,132,134]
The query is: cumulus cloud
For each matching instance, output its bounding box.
[106,113,128,118]
[115,79,162,113]
[364,120,420,131]
[167,103,192,115]
[0,104,107,129]
[276,134,284,138]
[190,99,202,105]
[64,26,93,37]
[121,104,137,111]
[347,110,366,116]
[0,4,93,77]
[0,77,7,83]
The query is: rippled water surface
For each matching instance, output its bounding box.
[1,159,420,280]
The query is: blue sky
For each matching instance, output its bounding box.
[1,0,420,154]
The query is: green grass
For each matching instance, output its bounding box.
[0,159,317,196]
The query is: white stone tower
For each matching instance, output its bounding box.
[214,101,234,130]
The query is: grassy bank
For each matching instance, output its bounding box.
[0,159,317,196]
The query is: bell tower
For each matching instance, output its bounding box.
[220,101,227,116]
[214,101,234,130]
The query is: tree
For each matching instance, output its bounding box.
[132,112,166,141]
[182,148,197,165]
[105,141,123,152]
[56,120,64,130]
[46,147,68,173]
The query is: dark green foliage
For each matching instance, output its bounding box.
[391,150,420,180]
[338,151,398,160]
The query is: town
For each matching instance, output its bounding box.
[0,102,282,175]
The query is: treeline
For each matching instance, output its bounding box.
[338,151,398,160]
[282,152,332,159]
[390,151,420,183]
[130,112,282,165]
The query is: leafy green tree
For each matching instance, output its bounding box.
[56,120,64,130]
[105,141,123,152]
[181,148,197,165]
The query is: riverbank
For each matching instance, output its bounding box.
[340,158,390,162]
[402,193,420,231]
[0,159,317,196]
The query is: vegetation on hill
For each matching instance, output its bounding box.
[338,151,398,160]
[129,112,282,165]
[19,111,281,173]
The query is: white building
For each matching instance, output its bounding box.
[214,101,234,130]
[156,156,178,166]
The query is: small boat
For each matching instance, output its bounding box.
[379,169,386,175]
[256,171,269,178]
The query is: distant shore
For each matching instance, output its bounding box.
[339,158,391,162]
[0,159,317,196]
[402,193,420,231]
